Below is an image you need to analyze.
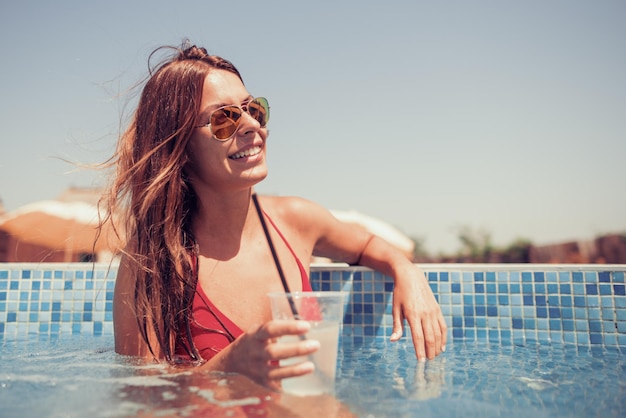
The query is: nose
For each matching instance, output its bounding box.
[237,107,263,136]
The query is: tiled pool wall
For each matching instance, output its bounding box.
[313,264,626,349]
[0,263,625,351]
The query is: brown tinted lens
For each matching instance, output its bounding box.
[211,106,242,140]
[248,98,269,127]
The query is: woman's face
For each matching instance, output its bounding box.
[185,69,269,194]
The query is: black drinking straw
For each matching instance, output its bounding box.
[252,194,302,319]
[254,195,330,387]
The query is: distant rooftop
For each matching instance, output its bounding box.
[56,187,104,205]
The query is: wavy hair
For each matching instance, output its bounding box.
[102,42,243,361]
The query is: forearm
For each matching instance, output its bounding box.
[356,235,420,281]
[195,338,240,373]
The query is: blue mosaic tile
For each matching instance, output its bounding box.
[573,272,583,282]
[1,263,626,351]
[548,295,559,305]
[585,271,598,283]
[598,271,611,282]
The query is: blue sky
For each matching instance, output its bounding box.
[1,0,624,253]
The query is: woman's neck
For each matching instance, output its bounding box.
[191,188,258,250]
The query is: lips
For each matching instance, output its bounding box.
[229,145,262,160]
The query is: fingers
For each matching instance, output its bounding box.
[422,315,442,359]
[399,302,447,361]
[248,320,317,365]
[409,319,427,361]
[439,312,448,352]
[390,304,404,342]
[264,338,319,389]
[266,337,320,362]
[406,316,443,361]
[267,358,315,381]
[253,319,311,342]
[264,357,317,392]
[244,320,320,389]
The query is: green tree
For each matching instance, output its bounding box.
[455,226,493,262]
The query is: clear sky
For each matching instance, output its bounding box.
[1,0,624,254]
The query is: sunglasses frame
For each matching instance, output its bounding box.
[196,97,270,141]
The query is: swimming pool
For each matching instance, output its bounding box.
[1,263,625,417]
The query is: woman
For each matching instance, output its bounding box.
[108,42,447,391]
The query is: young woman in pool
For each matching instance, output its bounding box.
[108,42,447,391]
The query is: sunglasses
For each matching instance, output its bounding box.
[196,97,270,141]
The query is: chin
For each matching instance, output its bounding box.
[244,166,268,184]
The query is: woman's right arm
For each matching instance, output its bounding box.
[113,254,162,358]
[114,254,319,389]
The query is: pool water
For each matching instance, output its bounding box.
[338,339,625,417]
[1,335,624,417]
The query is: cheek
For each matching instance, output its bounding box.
[184,140,200,169]
[183,137,229,180]
[183,137,210,179]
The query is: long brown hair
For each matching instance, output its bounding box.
[103,42,243,361]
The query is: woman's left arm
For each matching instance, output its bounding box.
[291,197,447,361]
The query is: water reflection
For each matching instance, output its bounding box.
[112,361,358,417]
[392,357,448,401]
[0,336,358,417]
[2,336,624,417]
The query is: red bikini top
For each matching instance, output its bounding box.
[186,212,311,360]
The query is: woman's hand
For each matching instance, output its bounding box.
[390,267,448,361]
[222,319,320,391]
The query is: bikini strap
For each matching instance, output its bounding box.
[261,209,309,284]
[252,194,292,294]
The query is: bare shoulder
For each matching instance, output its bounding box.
[258,195,333,226]
[259,194,315,211]
[113,255,136,325]
[113,254,136,302]
[113,254,151,357]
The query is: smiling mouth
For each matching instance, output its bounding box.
[229,145,262,160]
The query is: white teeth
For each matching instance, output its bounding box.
[230,146,262,160]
